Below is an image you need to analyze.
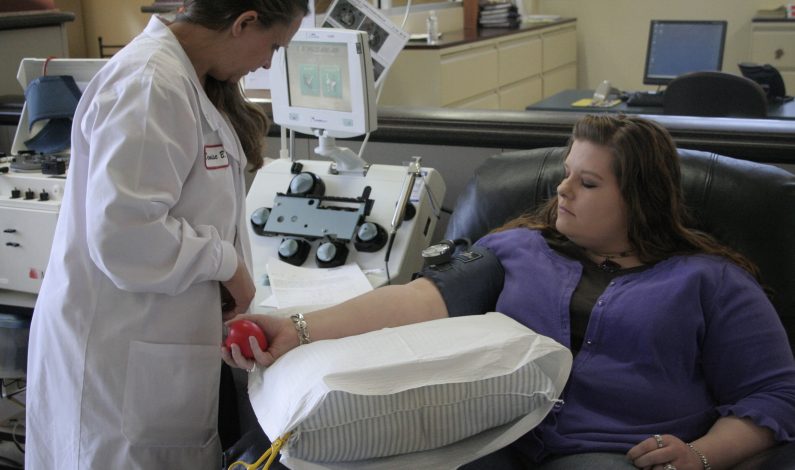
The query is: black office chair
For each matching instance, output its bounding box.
[663,71,768,118]
[445,146,795,468]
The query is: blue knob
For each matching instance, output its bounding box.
[358,222,377,241]
[278,239,299,257]
[289,173,314,194]
[250,207,270,225]
[316,242,337,262]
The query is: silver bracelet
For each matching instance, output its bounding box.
[686,443,711,470]
[290,313,311,345]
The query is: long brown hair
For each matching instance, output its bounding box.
[497,114,759,276]
[174,0,309,170]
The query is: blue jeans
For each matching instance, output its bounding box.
[459,447,636,470]
[459,442,795,470]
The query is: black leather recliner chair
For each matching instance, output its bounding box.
[444,147,795,469]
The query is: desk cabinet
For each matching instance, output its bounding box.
[380,22,577,110]
[751,21,795,95]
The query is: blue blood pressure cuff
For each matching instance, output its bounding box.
[417,245,504,317]
[23,75,82,154]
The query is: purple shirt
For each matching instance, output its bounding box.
[473,229,795,460]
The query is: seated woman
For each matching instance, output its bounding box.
[223,114,795,470]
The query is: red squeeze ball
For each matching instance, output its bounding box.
[224,319,267,359]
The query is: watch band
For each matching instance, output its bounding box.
[290,313,311,345]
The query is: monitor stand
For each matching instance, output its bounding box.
[314,130,369,175]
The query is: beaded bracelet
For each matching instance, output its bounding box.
[290,313,311,345]
[686,442,711,470]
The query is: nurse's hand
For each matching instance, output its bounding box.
[221,257,255,319]
[221,313,296,370]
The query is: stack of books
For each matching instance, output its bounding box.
[478,0,520,28]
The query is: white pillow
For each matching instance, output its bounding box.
[248,312,572,470]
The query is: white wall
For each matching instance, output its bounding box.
[54,0,87,57]
[537,0,784,91]
[54,0,150,58]
[50,0,788,94]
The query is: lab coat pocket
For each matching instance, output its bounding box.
[122,341,221,448]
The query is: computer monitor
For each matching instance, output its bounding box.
[643,20,727,86]
[270,28,377,140]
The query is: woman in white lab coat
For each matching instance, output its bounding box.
[25,1,307,468]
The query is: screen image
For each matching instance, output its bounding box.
[644,21,727,85]
[270,28,377,139]
[286,41,352,112]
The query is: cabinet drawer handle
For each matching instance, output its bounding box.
[775,48,784,60]
[5,242,20,247]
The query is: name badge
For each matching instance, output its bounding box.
[204,144,229,170]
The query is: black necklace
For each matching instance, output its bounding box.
[589,250,635,273]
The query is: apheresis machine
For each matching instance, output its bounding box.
[246,28,445,312]
[1,59,106,398]
[0,29,445,392]
[1,60,106,302]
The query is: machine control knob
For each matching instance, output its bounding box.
[316,240,348,268]
[288,172,325,197]
[354,221,387,252]
[10,188,21,199]
[358,222,378,241]
[24,188,35,200]
[278,239,299,257]
[39,190,50,201]
[278,238,310,266]
[249,207,271,236]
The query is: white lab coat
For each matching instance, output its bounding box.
[26,17,252,469]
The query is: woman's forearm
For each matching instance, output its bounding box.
[302,278,448,341]
[690,415,776,469]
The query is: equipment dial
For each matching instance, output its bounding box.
[353,221,387,252]
[278,238,311,266]
[316,240,349,268]
[421,240,456,266]
[288,172,325,197]
[249,207,271,236]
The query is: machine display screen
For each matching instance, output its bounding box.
[286,41,352,113]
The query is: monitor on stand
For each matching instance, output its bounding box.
[269,27,377,173]
[626,20,727,107]
[643,20,727,86]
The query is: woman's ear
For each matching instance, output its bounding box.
[231,10,259,37]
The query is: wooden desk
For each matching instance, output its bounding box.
[527,89,795,120]
[379,20,577,110]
